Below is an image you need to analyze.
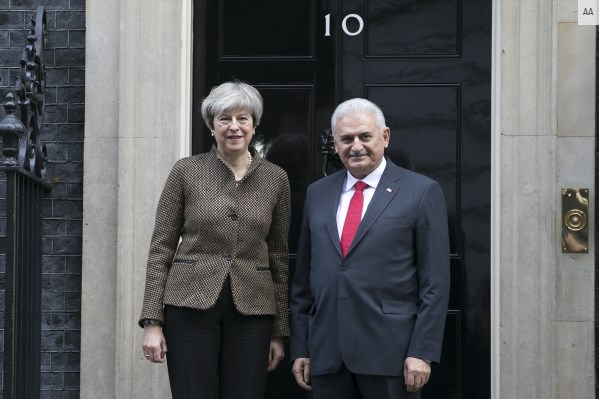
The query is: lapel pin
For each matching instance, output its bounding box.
[386,188,392,192]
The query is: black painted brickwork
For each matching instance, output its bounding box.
[0,0,84,397]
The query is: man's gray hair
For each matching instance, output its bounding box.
[331,98,386,134]
[201,81,263,130]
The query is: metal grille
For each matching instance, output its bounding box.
[0,6,50,398]
[3,168,49,399]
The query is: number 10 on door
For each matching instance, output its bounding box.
[325,13,364,36]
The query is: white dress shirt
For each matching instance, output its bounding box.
[336,157,387,239]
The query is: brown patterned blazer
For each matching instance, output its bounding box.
[139,146,291,337]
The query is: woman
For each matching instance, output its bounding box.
[139,81,290,399]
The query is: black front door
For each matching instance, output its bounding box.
[193,1,491,398]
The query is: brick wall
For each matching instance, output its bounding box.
[0,0,84,397]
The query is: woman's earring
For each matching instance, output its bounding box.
[211,130,215,137]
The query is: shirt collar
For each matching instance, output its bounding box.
[343,157,387,193]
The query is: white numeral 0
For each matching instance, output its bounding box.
[324,13,364,37]
[342,14,364,36]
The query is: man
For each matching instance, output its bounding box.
[291,98,450,399]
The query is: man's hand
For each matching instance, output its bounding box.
[404,357,431,392]
[142,326,167,363]
[267,338,285,372]
[292,358,312,391]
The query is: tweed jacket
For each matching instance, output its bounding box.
[139,146,291,337]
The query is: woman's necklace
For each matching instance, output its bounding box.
[219,150,252,181]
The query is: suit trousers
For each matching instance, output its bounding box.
[311,363,421,399]
[163,277,273,399]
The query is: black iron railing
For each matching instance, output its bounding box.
[0,6,51,399]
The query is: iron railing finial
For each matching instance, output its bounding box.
[0,93,25,167]
[0,6,47,178]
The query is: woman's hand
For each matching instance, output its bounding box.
[267,337,285,372]
[142,325,167,363]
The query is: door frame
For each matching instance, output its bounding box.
[183,1,502,397]
[490,1,500,397]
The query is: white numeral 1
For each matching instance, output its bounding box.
[324,13,331,36]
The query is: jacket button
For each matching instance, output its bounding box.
[229,213,239,221]
[224,254,233,261]
[341,264,348,271]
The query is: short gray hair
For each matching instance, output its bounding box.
[201,81,263,130]
[331,98,386,135]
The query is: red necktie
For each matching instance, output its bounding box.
[340,181,368,257]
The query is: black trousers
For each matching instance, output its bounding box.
[163,278,273,399]
[311,363,421,399]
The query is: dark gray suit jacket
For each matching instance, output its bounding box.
[290,158,450,376]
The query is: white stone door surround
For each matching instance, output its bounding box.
[81,0,595,397]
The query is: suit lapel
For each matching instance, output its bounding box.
[346,160,402,256]
[325,171,346,256]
